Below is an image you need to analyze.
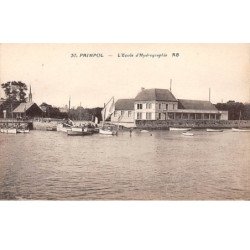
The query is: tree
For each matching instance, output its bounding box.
[215,101,247,120]
[1,81,28,102]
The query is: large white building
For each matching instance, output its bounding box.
[110,88,228,126]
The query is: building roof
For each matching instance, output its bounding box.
[115,99,134,110]
[13,102,39,113]
[178,99,218,111]
[135,88,177,102]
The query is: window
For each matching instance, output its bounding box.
[121,111,125,116]
[114,111,118,117]
[159,103,161,109]
[146,103,152,109]
[128,111,132,117]
[166,104,168,110]
[159,113,161,119]
[137,112,142,119]
[137,103,143,109]
[146,112,152,120]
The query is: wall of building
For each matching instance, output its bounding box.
[135,119,250,129]
[219,110,229,120]
[111,110,135,124]
[134,101,178,121]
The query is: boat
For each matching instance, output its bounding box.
[71,127,84,132]
[100,97,118,135]
[206,128,223,132]
[86,127,99,134]
[182,131,194,136]
[232,110,250,132]
[17,129,30,133]
[99,128,117,135]
[140,130,149,133]
[170,127,191,131]
[232,128,250,132]
[57,123,72,132]
[46,127,57,131]
[3,128,17,134]
[67,130,92,136]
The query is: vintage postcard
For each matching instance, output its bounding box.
[0,43,249,200]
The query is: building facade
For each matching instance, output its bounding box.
[13,102,43,119]
[111,99,135,127]
[134,88,179,120]
[111,88,228,126]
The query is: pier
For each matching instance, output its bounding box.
[0,119,33,129]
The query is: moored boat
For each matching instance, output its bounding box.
[182,131,194,136]
[99,128,117,135]
[140,130,149,133]
[206,128,223,132]
[232,128,250,132]
[100,97,118,135]
[170,127,191,131]
[17,129,30,133]
[71,127,83,132]
[5,128,17,134]
[57,123,72,132]
[67,130,92,136]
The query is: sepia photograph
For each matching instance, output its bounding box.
[0,43,249,200]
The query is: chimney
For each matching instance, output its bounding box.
[170,79,172,92]
[209,88,211,102]
[141,87,145,91]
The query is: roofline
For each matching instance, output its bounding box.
[178,99,214,103]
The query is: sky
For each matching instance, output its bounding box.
[0,44,249,108]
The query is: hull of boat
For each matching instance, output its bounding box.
[57,124,72,132]
[72,127,83,132]
[182,132,194,136]
[232,128,250,132]
[67,130,92,136]
[206,129,223,132]
[170,127,191,131]
[99,128,117,135]
[1,128,17,134]
[17,129,30,133]
[87,128,99,133]
[46,127,57,131]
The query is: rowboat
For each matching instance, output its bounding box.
[140,130,149,133]
[67,130,92,136]
[232,128,250,132]
[99,128,117,135]
[182,131,194,136]
[170,127,191,131]
[206,128,223,132]
[17,129,30,133]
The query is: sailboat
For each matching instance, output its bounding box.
[232,110,250,132]
[99,97,117,135]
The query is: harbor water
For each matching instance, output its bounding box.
[0,130,249,200]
